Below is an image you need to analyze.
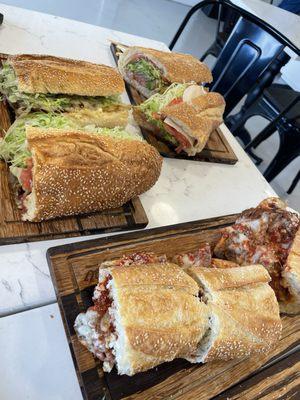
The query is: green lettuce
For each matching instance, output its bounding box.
[0,112,142,168]
[0,62,121,113]
[138,83,189,144]
[126,58,163,91]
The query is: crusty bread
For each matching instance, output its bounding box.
[101,263,209,375]
[118,46,212,97]
[186,265,282,363]
[281,227,300,314]
[22,127,162,221]
[8,54,125,96]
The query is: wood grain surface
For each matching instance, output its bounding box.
[47,214,299,400]
[110,43,238,165]
[0,101,148,245]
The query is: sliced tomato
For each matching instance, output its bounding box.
[164,123,191,153]
[168,97,183,106]
[19,158,33,192]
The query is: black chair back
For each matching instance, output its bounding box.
[170,0,300,117]
[211,17,284,115]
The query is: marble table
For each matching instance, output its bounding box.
[0,3,276,399]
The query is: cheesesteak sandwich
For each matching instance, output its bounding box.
[74,256,281,375]
[118,46,212,98]
[214,197,300,314]
[10,127,162,221]
[133,83,225,155]
[0,54,129,126]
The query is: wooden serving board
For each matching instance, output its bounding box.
[111,43,238,165]
[47,215,300,400]
[0,102,148,245]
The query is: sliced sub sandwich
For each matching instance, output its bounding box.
[75,263,209,375]
[0,54,127,121]
[134,83,225,155]
[118,46,212,98]
[75,259,281,375]
[11,127,162,221]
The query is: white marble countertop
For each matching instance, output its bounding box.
[0,3,276,399]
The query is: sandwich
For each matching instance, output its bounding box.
[0,111,141,167]
[214,197,300,314]
[186,265,282,362]
[133,83,225,156]
[75,262,209,375]
[118,46,212,98]
[74,260,281,375]
[8,127,162,221]
[0,54,129,126]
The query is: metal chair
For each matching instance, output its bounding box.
[170,0,300,190]
[243,91,300,188]
[170,0,299,118]
[200,6,239,62]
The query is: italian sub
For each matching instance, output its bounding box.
[134,83,225,155]
[118,46,212,98]
[75,256,281,375]
[0,54,129,126]
[11,127,162,221]
[214,197,300,314]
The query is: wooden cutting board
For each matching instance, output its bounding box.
[47,215,300,400]
[0,102,148,245]
[110,43,238,165]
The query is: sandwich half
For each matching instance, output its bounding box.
[9,127,162,221]
[186,265,282,362]
[0,54,126,118]
[75,262,209,375]
[214,197,300,314]
[118,46,212,98]
[134,83,225,155]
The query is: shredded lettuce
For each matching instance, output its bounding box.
[138,83,189,144]
[0,62,121,113]
[0,112,141,168]
[126,58,163,91]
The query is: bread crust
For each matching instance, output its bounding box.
[109,262,199,295]
[109,263,209,374]
[24,127,162,221]
[119,46,213,84]
[8,54,125,96]
[187,265,282,362]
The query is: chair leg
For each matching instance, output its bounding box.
[200,51,210,62]
[244,123,277,151]
[263,129,300,182]
[287,170,300,194]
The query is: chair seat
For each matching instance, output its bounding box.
[263,84,300,124]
